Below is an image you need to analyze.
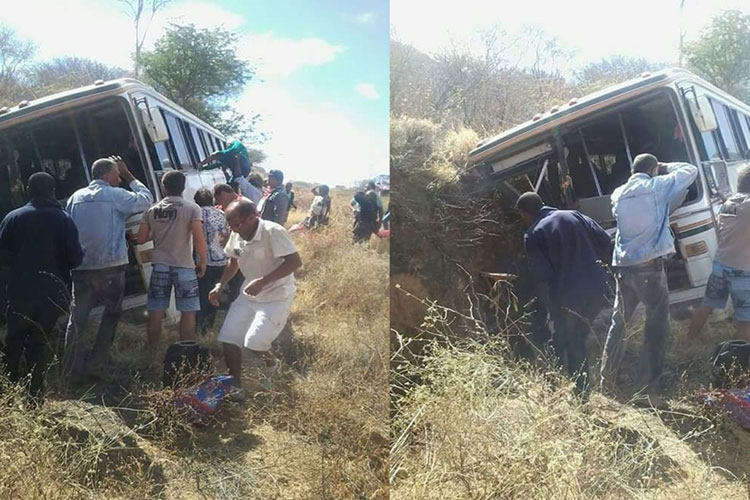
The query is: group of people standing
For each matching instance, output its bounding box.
[0,151,305,402]
[515,153,750,401]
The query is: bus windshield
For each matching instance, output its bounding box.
[493,89,700,222]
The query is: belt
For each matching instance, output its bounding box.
[616,256,665,273]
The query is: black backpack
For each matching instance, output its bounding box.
[163,340,212,388]
[711,340,750,388]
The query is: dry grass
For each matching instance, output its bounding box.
[390,117,750,499]
[0,187,388,499]
[390,304,749,500]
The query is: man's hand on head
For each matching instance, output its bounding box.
[111,155,135,183]
[657,162,670,176]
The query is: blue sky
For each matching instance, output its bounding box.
[3,0,389,186]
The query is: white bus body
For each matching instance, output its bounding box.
[468,68,750,305]
[0,78,230,317]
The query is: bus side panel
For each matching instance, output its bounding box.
[672,209,717,287]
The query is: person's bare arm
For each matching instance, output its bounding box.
[136,220,151,244]
[199,152,219,167]
[244,252,302,296]
[191,220,207,278]
[218,230,230,247]
[208,258,240,306]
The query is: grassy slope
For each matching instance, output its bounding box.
[390,115,750,499]
[390,302,750,500]
[0,188,389,499]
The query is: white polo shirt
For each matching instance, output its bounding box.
[223,218,297,302]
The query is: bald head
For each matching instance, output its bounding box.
[226,198,258,219]
[516,192,543,216]
[91,158,117,180]
[225,198,259,239]
[632,153,659,175]
[91,158,122,187]
[516,192,544,228]
[27,172,56,200]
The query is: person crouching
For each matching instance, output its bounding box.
[208,198,302,399]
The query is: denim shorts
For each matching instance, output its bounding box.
[703,261,750,322]
[147,264,200,312]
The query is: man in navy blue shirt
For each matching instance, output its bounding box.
[517,192,612,396]
[0,172,83,400]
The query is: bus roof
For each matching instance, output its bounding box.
[0,78,224,137]
[468,68,719,166]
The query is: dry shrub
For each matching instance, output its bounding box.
[0,378,158,499]
[390,304,748,500]
[390,116,440,172]
[293,192,388,319]
[442,126,480,167]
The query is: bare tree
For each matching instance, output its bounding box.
[27,57,129,98]
[117,0,171,77]
[0,26,35,106]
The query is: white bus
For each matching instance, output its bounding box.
[0,78,229,314]
[468,68,750,306]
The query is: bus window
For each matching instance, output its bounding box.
[161,110,193,169]
[194,127,210,159]
[567,114,623,197]
[700,130,722,161]
[711,100,742,161]
[198,130,211,158]
[0,139,25,220]
[177,119,199,166]
[30,116,88,200]
[734,111,750,156]
[74,101,152,187]
[5,129,39,190]
[188,125,207,161]
[203,134,212,153]
[561,92,697,204]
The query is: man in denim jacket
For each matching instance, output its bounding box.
[600,153,697,393]
[64,156,153,378]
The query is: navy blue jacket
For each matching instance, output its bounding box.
[524,206,612,314]
[0,198,84,300]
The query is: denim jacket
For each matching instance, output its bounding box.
[611,162,698,267]
[66,179,153,270]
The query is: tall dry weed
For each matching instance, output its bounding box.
[390,303,748,500]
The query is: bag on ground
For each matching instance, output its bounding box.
[175,374,236,425]
[711,340,750,389]
[163,340,212,388]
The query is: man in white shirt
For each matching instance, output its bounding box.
[208,198,302,398]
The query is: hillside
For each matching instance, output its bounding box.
[390,115,750,499]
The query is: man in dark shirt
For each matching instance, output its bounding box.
[518,192,612,396]
[352,191,378,244]
[258,170,289,225]
[0,172,83,399]
[285,182,297,211]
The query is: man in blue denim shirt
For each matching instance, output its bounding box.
[600,153,697,393]
[63,156,153,378]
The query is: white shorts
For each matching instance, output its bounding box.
[218,294,294,351]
